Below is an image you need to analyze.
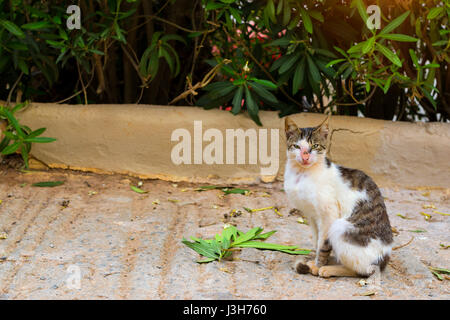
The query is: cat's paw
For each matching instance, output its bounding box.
[318,266,332,278]
[306,260,319,276]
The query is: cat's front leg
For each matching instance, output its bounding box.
[315,238,332,268]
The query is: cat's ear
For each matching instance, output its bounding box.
[314,114,330,140]
[285,117,298,139]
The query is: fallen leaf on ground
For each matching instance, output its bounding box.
[396,213,411,219]
[360,291,377,296]
[167,198,179,203]
[0,232,7,239]
[433,210,449,216]
[152,199,160,205]
[422,204,436,209]
[420,212,432,221]
[32,181,65,187]
[88,191,98,196]
[297,217,307,224]
[219,267,233,274]
[357,279,368,287]
[408,229,427,233]
[130,185,148,194]
[273,207,283,217]
[439,243,449,249]
[421,192,430,197]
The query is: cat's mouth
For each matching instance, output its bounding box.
[296,157,312,167]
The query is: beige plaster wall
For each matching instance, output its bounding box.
[13,103,450,188]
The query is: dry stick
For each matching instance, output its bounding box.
[6,72,24,107]
[120,44,149,104]
[169,59,231,105]
[329,84,377,107]
[393,236,414,251]
[76,61,88,105]
[130,14,214,34]
[54,65,95,104]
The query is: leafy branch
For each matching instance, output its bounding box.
[182,225,310,264]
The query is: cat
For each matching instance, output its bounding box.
[284,115,393,278]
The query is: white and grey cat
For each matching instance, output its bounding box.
[284,116,393,278]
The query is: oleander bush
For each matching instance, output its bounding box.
[0,0,448,124]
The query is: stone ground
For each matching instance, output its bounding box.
[0,158,448,300]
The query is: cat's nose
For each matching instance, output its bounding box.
[301,149,310,161]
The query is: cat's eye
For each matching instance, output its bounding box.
[312,144,320,149]
[293,145,300,149]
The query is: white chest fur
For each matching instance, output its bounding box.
[284,159,367,221]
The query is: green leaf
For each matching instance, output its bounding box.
[26,128,46,139]
[309,10,324,23]
[314,48,337,59]
[160,47,175,75]
[244,85,262,126]
[266,37,291,47]
[161,34,187,45]
[114,23,126,43]
[233,227,263,245]
[279,52,301,74]
[267,0,276,23]
[429,267,450,274]
[427,7,444,20]
[432,40,448,47]
[222,187,249,195]
[17,59,29,75]
[282,0,291,25]
[420,86,437,109]
[1,141,21,155]
[22,21,52,30]
[361,37,376,54]
[423,63,440,69]
[299,7,313,34]
[32,181,65,187]
[130,185,148,194]
[21,144,29,169]
[352,0,369,25]
[182,238,220,260]
[380,11,410,35]
[409,49,420,69]
[292,56,306,95]
[233,241,298,251]
[250,82,278,104]
[378,33,419,42]
[231,85,244,115]
[306,54,321,83]
[229,7,242,23]
[375,42,402,67]
[325,58,346,68]
[23,137,56,143]
[251,79,277,89]
[253,230,277,240]
[0,19,25,38]
[3,108,24,138]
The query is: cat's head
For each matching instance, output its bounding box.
[284,115,330,168]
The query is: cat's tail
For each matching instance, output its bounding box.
[294,259,311,274]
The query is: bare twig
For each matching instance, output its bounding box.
[169,59,231,105]
[6,72,24,107]
[393,236,414,251]
[76,61,88,105]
